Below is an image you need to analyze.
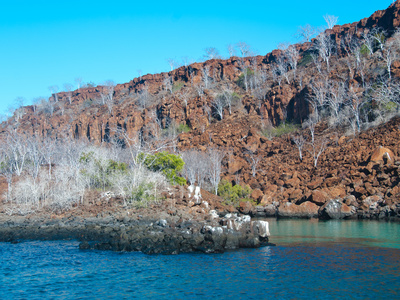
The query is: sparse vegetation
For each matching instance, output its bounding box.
[218,180,253,207]
[262,122,300,139]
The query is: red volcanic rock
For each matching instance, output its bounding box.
[278,201,319,218]
[228,157,247,174]
[307,178,323,190]
[251,188,264,202]
[369,146,395,164]
[239,201,254,215]
[309,190,329,206]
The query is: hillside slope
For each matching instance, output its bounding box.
[2,1,400,220]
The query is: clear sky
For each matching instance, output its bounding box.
[0,0,394,117]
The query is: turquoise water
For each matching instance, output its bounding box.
[0,220,399,299]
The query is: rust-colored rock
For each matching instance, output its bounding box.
[250,188,264,202]
[309,190,329,206]
[369,146,395,164]
[278,201,319,218]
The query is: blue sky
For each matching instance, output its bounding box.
[0,0,394,117]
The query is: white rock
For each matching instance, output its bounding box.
[209,210,219,219]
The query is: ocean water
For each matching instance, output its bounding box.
[0,219,399,299]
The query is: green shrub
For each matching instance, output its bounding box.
[177,123,191,133]
[298,53,313,67]
[218,180,253,207]
[144,152,186,185]
[261,123,299,139]
[236,69,255,90]
[128,182,156,207]
[360,44,370,57]
[162,122,191,137]
[79,152,128,190]
[172,81,185,93]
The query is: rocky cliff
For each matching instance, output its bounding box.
[2,1,400,221]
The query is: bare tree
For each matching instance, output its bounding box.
[207,148,225,195]
[292,135,306,161]
[163,75,173,93]
[181,57,190,68]
[15,96,25,108]
[326,80,346,125]
[40,137,57,179]
[314,33,336,72]
[308,80,329,121]
[211,94,227,120]
[201,65,212,89]
[276,56,290,84]
[371,28,386,51]
[220,88,239,115]
[381,41,395,80]
[204,47,221,60]
[307,137,328,168]
[297,24,318,42]
[167,59,176,71]
[48,85,59,102]
[63,83,74,104]
[237,59,251,91]
[272,65,283,87]
[285,45,300,81]
[227,44,236,57]
[246,151,261,177]
[137,85,153,109]
[324,15,338,29]
[303,113,318,144]
[236,42,252,57]
[178,89,190,107]
[311,53,323,75]
[346,84,369,133]
[182,149,209,187]
[250,69,268,102]
[75,77,83,89]
[99,80,115,114]
[194,82,205,99]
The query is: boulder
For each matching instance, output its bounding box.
[307,178,323,190]
[318,198,356,219]
[362,195,384,210]
[309,190,329,206]
[251,188,264,202]
[369,146,395,164]
[278,201,319,218]
[238,201,255,215]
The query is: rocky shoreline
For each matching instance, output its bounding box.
[249,195,400,222]
[1,203,400,255]
[0,211,272,255]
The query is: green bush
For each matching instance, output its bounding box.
[360,44,370,57]
[128,182,156,207]
[298,53,313,67]
[176,123,191,133]
[236,69,255,90]
[144,152,186,185]
[261,123,299,139]
[79,151,128,190]
[172,81,185,93]
[218,180,253,207]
